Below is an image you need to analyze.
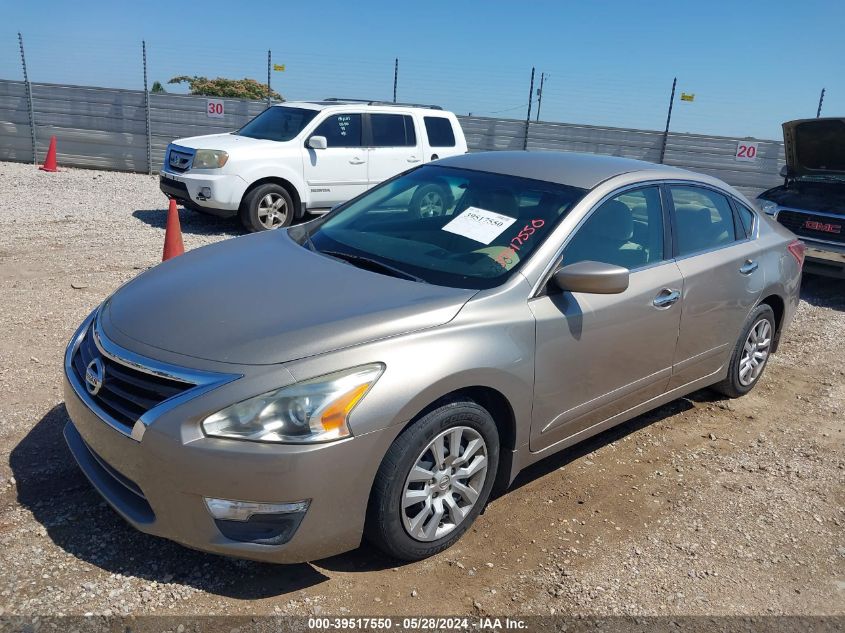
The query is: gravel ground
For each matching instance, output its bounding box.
[0,161,843,618]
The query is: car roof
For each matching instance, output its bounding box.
[435,151,697,190]
[274,101,448,114]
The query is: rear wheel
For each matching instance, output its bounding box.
[712,304,776,398]
[410,183,449,218]
[240,184,294,232]
[366,399,499,561]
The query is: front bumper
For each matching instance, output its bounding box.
[62,359,393,564]
[803,240,845,278]
[159,170,248,215]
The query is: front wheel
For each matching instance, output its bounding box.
[240,184,294,232]
[712,304,776,398]
[366,399,499,561]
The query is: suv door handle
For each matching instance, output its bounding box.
[407,156,421,163]
[653,288,681,309]
[349,157,365,165]
[739,259,758,275]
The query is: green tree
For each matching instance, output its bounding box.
[151,81,166,94]
[168,76,283,101]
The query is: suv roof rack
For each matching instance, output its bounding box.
[322,97,442,110]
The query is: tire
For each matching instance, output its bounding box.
[366,399,499,561]
[410,183,449,218]
[711,304,776,398]
[239,184,294,232]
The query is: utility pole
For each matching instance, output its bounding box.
[266,50,272,108]
[535,72,546,121]
[659,77,677,164]
[393,58,398,103]
[523,66,535,150]
[817,88,826,118]
[142,41,152,175]
[18,32,37,165]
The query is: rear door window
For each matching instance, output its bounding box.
[424,116,457,147]
[733,201,756,238]
[312,113,362,147]
[370,114,416,147]
[670,186,737,256]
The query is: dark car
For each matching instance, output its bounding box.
[757,118,845,277]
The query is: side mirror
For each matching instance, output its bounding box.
[308,136,328,150]
[553,261,630,294]
[779,165,789,178]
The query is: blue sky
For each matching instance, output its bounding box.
[2,0,842,140]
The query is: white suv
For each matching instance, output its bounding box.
[159,99,468,231]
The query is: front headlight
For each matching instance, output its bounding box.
[193,149,229,169]
[757,199,778,216]
[202,364,384,443]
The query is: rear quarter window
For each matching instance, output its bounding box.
[424,116,457,148]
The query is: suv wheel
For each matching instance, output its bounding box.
[410,183,449,218]
[712,304,776,398]
[366,399,499,561]
[240,184,294,232]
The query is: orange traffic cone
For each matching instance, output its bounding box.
[162,199,185,261]
[40,136,58,172]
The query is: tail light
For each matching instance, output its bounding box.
[787,239,806,268]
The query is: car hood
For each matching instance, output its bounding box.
[758,181,845,214]
[173,133,285,153]
[782,118,845,177]
[102,231,476,365]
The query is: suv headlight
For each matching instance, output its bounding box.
[201,364,384,443]
[757,199,778,216]
[193,149,229,169]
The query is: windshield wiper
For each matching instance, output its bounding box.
[321,250,427,284]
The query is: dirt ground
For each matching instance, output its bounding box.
[0,161,843,618]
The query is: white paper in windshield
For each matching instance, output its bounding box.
[441,207,517,245]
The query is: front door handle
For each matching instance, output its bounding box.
[407,156,421,163]
[653,288,681,309]
[740,259,759,275]
[349,158,365,165]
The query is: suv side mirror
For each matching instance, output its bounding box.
[308,136,328,150]
[553,261,630,294]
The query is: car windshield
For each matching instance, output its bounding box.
[235,106,318,142]
[301,165,587,289]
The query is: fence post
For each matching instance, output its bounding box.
[523,66,535,150]
[659,77,677,165]
[18,32,37,165]
[816,88,825,118]
[267,50,272,108]
[142,41,152,175]
[393,58,398,103]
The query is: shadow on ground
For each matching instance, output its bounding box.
[9,405,332,598]
[132,208,242,237]
[800,272,845,311]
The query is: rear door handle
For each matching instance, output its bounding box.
[739,259,759,275]
[407,156,421,163]
[349,158,365,165]
[653,288,681,309]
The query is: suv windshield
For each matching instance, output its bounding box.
[236,107,318,142]
[303,165,587,289]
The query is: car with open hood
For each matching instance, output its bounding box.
[757,118,845,277]
[65,151,802,563]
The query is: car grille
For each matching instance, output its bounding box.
[777,209,845,244]
[70,324,193,433]
[166,146,194,173]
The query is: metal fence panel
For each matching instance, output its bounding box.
[0,78,784,197]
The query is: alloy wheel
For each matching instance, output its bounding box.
[257,193,288,229]
[419,191,445,217]
[401,426,488,542]
[739,318,772,386]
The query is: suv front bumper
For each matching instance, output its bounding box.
[803,240,845,277]
[159,170,248,216]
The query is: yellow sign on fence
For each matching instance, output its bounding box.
[273,64,286,72]
[680,92,695,102]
